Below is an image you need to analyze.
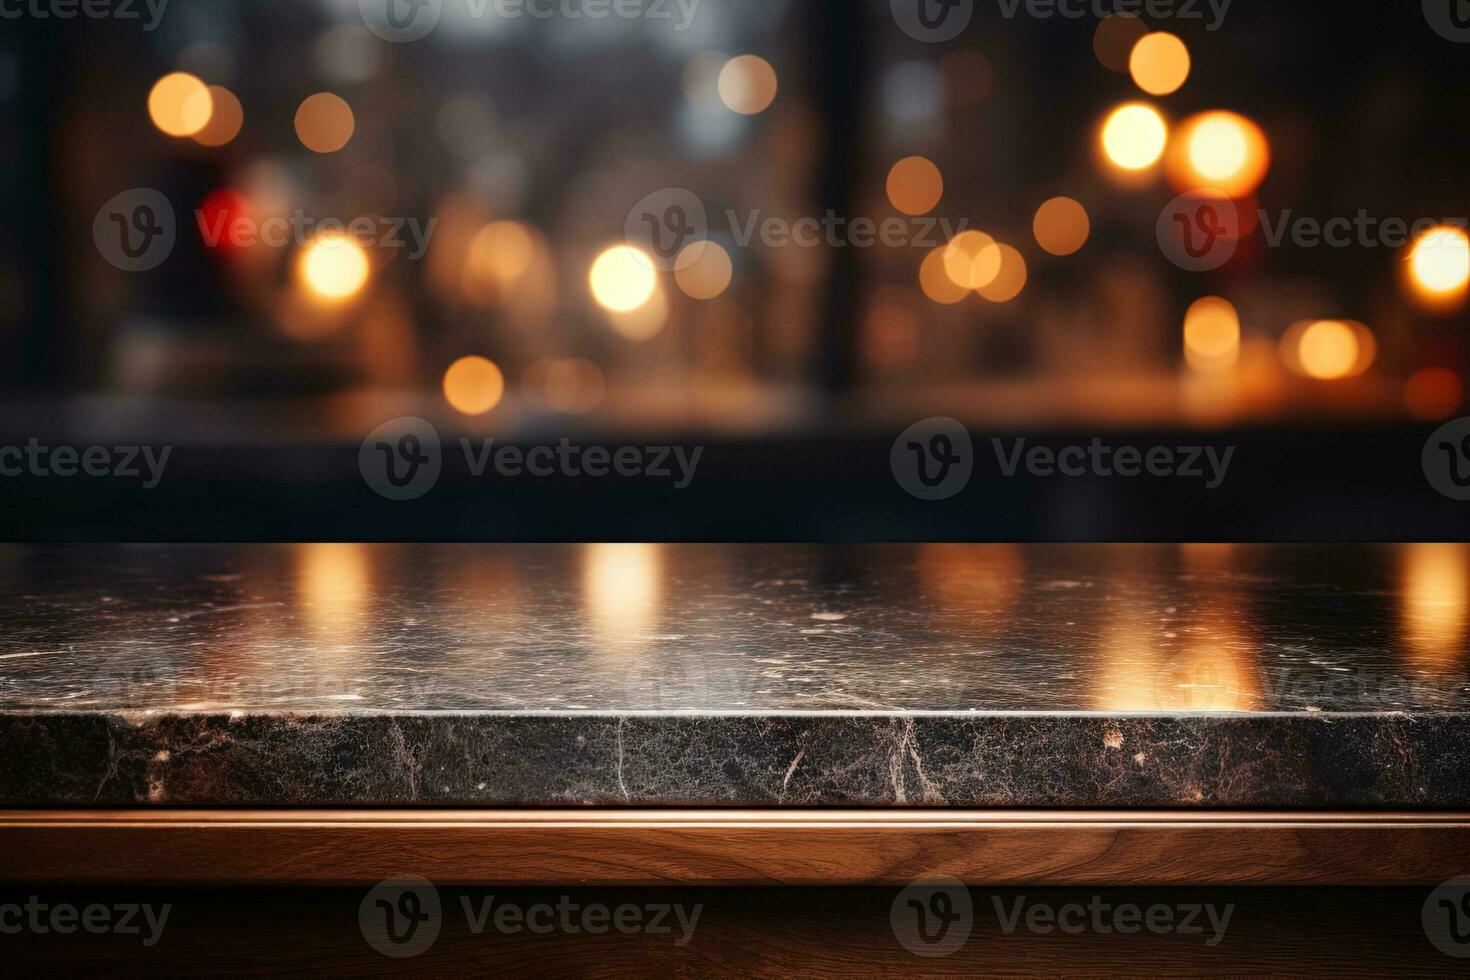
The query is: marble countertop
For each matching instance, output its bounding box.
[1,543,1467,807]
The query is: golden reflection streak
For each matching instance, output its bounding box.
[916,544,1022,614]
[296,543,371,646]
[1094,609,1164,712]
[1097,546,1259,712]
[1400,543,1469,670]
[582,544,665,650]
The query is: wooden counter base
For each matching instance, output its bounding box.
[3,809,1467,887]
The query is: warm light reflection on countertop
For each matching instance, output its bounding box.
[0,544,1465,714]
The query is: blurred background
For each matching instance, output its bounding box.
[1,0,1468,541]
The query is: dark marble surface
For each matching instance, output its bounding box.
[0,544,1467,806]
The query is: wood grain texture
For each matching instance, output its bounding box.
[2,810,1467,887]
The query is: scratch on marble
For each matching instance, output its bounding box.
[615,717,630,801]
[780,748,806,800]
[889,718,945,805]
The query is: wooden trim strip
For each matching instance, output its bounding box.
[2,810,1467,887]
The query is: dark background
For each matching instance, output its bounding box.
[1,2,1467,542]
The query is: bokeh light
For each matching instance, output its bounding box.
[718,55,778,115]
[465,221,536,293]
[607,283,669,341]
[976,245,1028,303]
[295,93,355,154]
[887,156,944,216]
[941,231,1001,290]
[1032,197,1091,256]
[298,234,369,302]
[541,358,607,415]
[148,72,213,138]
[674,240,733,300]
[1129,33,1190,96]
[1168,111,1271,198]
[1405,367,1464,420]
[1183,296,1241,373]
[443,356,506,416]
[920,245,970,304]
[192,85,243,147]
[863,286,923,369]
[1101,103,1168,172]
[1407,225,1470,303]
[590,245,658,313]
[1094,13,1150,73]
[1294,320,1362,381]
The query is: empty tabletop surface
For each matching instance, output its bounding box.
[0,543,1467,807]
